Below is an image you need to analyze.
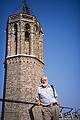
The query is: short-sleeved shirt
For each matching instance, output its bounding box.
[36,85,58,106]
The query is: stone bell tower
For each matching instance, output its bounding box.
[2,1,44,120]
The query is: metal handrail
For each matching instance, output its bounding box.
[60,106,73,114]
[59,106,74,120]
[0,98,36,105]
[0,98,79,120]
[0,98,74,113]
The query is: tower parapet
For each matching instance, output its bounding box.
[7,12,43,62]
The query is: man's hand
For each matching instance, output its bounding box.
[35,100,41,106]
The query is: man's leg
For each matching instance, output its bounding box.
[41,107,52,120]
[52,105,60,120]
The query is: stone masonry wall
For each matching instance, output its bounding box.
[4,56,44,120]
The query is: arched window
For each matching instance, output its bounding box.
[25,23,30,41]
[25,23,30,30]
[14,23,17,55]
[25,23,30,54]
[25,31,30,41]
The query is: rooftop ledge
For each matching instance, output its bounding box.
[6,54,44,64]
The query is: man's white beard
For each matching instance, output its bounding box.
[42,83,48,87]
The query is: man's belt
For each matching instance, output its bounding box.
[42,102,58,107]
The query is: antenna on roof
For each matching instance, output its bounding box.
[22,0,30,14]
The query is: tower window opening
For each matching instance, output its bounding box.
[14,23,18,55]
[25,31,30,41]
[25,23,30,41]
[25,23,30,55]
[25,23,30,30]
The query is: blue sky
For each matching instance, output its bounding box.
[0,0,80,110]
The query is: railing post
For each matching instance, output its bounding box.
[0,98,4,120]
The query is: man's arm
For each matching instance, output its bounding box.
[55,96,60,106]
[53,86,60,106]
[35,88,41,106]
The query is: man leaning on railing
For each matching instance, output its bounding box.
[35,75,60,120]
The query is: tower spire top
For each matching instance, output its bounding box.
[22,0,30,14]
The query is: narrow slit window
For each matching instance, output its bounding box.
[14,23,17,55]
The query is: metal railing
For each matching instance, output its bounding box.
[0,98,80,120]
[60,106,80,120]
[59,106,73,120]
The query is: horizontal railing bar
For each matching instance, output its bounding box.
[0,98,73,112]
[0,98,35,105]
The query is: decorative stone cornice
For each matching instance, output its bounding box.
[6,54,44,65]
